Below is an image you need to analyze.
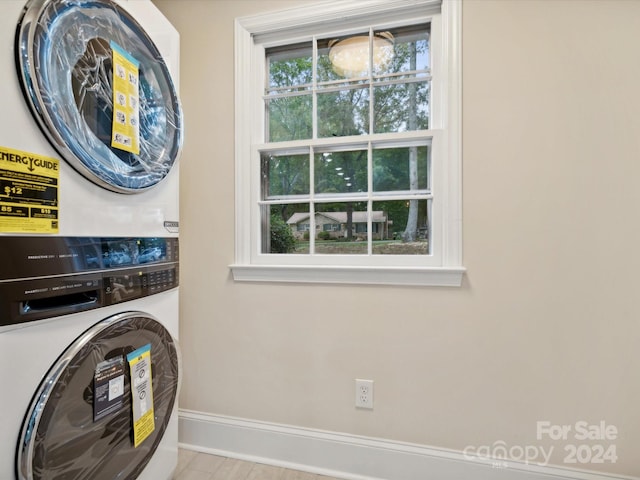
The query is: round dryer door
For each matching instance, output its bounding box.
[16,0,183,193]
[17,312,180,480]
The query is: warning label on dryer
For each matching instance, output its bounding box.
[94,356,126,422]
[0,146,59,233]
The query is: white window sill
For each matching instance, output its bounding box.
[229,264,465,287]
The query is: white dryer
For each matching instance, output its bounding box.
[0,1,183,479]
[0,240,181,479]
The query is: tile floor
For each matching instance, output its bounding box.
[174,449,345,480]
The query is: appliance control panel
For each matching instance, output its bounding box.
[0,236,179,331]
[103,266,178,304]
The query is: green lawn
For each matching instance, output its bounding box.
[293,240,428,255]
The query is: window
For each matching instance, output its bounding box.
[232,0,463,286]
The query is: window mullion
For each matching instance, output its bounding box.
[258,130,434,152]
[368,27,375,137]
[367,28,374,256]
[312,36,318,140]
[309,145,316,254]
[367,141,373,255]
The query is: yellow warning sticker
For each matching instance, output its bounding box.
[127,344,155,448]
[0,146,59,233]
[111,41,140,155]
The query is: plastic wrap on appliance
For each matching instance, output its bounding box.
[17,313,181,480]
[18,0,183,192]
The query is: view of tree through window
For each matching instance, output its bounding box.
[261,24,431,255]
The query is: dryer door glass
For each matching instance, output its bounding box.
[17,312,180,480]
[16,0,183,193]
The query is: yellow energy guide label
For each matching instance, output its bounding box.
[0,146,59,233]
[127,344,155,448]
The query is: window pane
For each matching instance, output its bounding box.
[315,150,367,194]
[373,145,430,192]
[261,153,310,198]
[263,204,308,254]
[373,81,428,133]
[379,24,430,75]
[266,43,313,142]
[317,38,347,83]
[315,202,368,254]
[317,88,369,137]
[266,95,312,142]
[372,200,429,255]
[267,43,312,89]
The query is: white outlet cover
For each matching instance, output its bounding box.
[355,379,374,409]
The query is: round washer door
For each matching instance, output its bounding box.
[16,0,183,193]
[17,311,180,480]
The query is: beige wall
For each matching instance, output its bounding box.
[153,0,640,476]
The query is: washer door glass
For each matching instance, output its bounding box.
[17,312,180,480]
[17,0,183,193]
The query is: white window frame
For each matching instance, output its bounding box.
[231,0,464,287]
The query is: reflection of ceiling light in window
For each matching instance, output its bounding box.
[328,32,394,78]
[344,177,350,180]
[338,172,344,176]
[335,167,342,171]
[346,183,352,187]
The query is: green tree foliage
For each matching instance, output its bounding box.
[270,214,296,253]
[267,55,313,142]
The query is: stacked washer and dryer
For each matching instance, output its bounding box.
[0,1,183,479]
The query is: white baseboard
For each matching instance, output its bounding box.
[178,409,635,480]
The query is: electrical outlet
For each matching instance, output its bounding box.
[355,379,374,409]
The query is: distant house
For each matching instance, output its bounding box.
[287,211,389,240]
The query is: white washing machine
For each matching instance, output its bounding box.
[0,1,183,479]
[0,0,182,236]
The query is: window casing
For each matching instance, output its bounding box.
[232,0,463,286]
